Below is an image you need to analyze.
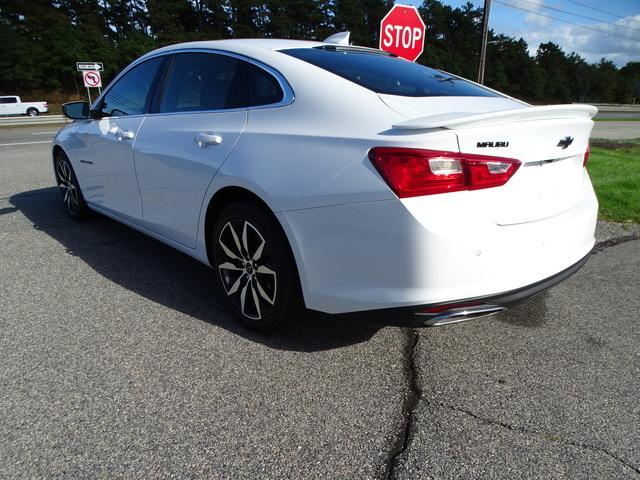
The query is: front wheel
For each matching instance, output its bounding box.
[212,202,304,332]
[26,108,39,117]
[55,151,90,220]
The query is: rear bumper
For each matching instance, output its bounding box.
[278,174,598,314]
[417,249,590,312]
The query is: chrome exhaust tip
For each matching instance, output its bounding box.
[415,304,506,327]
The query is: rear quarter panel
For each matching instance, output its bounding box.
[198,52,460,294]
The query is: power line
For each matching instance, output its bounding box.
[514,0,640,34]
[562,0,635,21]
[494,0,640,41]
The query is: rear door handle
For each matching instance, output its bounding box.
[195,132,222,147]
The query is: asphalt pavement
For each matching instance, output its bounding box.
[592,121,640,140]
[0,126,639,479]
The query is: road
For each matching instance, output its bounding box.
[1,127,639,479]
[592,121,640,140]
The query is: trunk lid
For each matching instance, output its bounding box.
[452,117,593,225]
[382,96,597,225]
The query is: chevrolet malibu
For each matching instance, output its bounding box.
[55,37,598,331]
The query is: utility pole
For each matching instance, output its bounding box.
[477,0,491,84]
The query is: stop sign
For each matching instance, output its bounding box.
[379,5,426,62]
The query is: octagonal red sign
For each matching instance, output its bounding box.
[379,4,426,62]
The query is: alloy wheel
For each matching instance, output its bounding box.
[217,220,277,320]
[56,159,79,214]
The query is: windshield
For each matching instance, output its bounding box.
[282,47,502,98]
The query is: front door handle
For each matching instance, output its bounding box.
[118,129,135,141]
[109,125,135,142]
[195,132,223,148]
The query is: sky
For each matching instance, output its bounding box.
[401,0,640,67]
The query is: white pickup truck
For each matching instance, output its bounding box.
[0,96,48,116]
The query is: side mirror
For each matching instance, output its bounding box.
[62,101,90,120]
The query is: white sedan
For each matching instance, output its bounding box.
[55,37,597,331]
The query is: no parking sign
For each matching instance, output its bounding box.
[82,70,102,88]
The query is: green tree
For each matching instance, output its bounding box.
[566,53,596,103]
[536,42,572,102]
[261,0,328,39]
[590,58,618,103]
[417,1,483,80]
[485,35,542,101]
[146,0,198,45]
[331,0,393,47]
[0,0,633,104]
[613,62,640,104]
[228,0,261,38]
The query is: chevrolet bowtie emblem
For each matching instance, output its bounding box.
[557,136,574,149]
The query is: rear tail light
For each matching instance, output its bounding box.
[368,147,521,198]
[583,144,590,167]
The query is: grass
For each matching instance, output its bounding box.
[588,139,640,223]
[594,117,640,122]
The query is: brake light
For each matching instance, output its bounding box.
[368,147,521,198]
[583,144,590,167]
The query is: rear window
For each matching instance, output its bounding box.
[282,47,501,98]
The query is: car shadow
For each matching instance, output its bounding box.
[10,187,417,352]
[496,292,549,328]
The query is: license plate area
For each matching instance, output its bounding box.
[492,154,584,225]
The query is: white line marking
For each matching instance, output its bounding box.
[30,131,58,135]
[0,140,52,147]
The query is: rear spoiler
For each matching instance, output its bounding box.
[392,104,598,130]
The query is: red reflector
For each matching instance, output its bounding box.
[583,144,590,167]
[368,148,520,198]
[421,302,481,314]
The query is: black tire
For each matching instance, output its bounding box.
[26,107,39,117]
[54,151,91,221]
[212,201,304,332]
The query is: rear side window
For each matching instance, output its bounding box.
[158,53,285,113]
[159,53,248,113]
[0,97,18,104]
[282,47,501,98]
[100,57,164,116]
[248,63,284,106]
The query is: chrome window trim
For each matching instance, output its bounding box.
[95,48,295,118]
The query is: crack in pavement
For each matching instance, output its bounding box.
[385,329,420,480]
[426,401,640,477]
[592,234,640,254]
[384,327,640,479]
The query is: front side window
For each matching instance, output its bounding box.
[100,57,164,117]
[159,53,248,113]
[282,47,502,98]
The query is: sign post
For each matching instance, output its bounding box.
[379,5,426,62]
[77,62,104,103]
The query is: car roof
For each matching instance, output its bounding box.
[143,38,325,59]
